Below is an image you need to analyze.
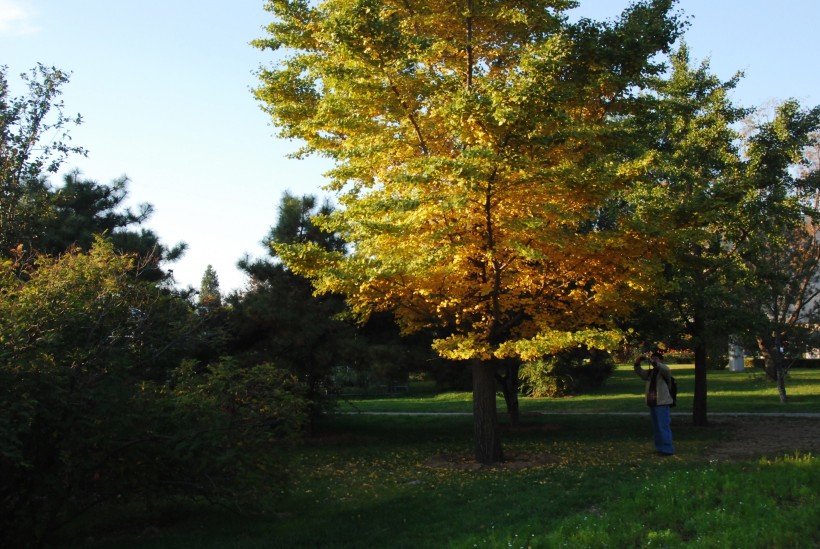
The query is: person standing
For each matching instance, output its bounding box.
[634,351,675,456]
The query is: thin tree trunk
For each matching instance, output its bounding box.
[773,332,788,403]
[776,367,788,403]
[472,359,503,464]
[757,336,778,381]
[692,309,708,427]
[496,359,520,428]
[758,334,788,403]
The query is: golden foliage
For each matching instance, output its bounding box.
[262,0,678,359]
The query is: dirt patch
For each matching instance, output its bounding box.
[704,417,820,461]
[423,416,820,469]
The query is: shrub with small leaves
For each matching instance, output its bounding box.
[519,347,615,397]
[0,240,307,547]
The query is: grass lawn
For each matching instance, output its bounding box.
[337,364,820,415]
[60,366,820,548]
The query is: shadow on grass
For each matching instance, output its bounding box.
[58,370,820,548]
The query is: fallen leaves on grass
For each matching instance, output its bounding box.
[423,452,562,470]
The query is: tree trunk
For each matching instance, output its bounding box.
[757,336,778,381]
[776,367,788,403]
[472,359,503,464]
[757,334,788,403]
[692,310,708,427]
[495,359,520,428]
[773,332,788,403]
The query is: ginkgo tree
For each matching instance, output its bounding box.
[254,0,683,463]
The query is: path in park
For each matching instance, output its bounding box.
[345,411,820,418]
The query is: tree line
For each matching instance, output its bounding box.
[2,0,820,543]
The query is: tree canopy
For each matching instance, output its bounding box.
[256,0,683,358]
[0,64,85,256]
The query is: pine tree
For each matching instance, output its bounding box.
[199,265,222,308]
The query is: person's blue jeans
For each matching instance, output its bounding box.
[649,405,674,455]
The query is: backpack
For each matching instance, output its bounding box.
[668,375,678,407]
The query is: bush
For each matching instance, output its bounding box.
[519,347,615,398]
[0,242,307,547]
[158,359,307,508]
[0,242,169,545]
[662,349,694,364]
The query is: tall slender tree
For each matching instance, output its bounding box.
[625,45,750,426]
[199,264,223,308]
[255,0,683,462]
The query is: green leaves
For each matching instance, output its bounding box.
[0,64,87,255]
[255,0,684,362]
[0,238,311,544]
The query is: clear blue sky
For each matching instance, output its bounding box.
[2,0,818,293]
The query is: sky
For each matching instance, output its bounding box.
[2,0,818,293]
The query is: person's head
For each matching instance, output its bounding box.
[650,351,664,364]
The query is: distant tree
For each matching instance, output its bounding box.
[199,264,223,308]
[0,64,85,257]
[745,219,820,390]
[193,264,228,363]
[265,191,345,254]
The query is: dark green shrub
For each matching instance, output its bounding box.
[0,242,307,547]
[663,349,694,364]
[160,359,307,507]
[519,347,615,397]
[0,241,171,546]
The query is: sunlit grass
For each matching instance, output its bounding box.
[534,452,820,548]
[336,365,820,415]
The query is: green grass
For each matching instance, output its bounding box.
[337,365,820,415]
[59,367,820,548]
